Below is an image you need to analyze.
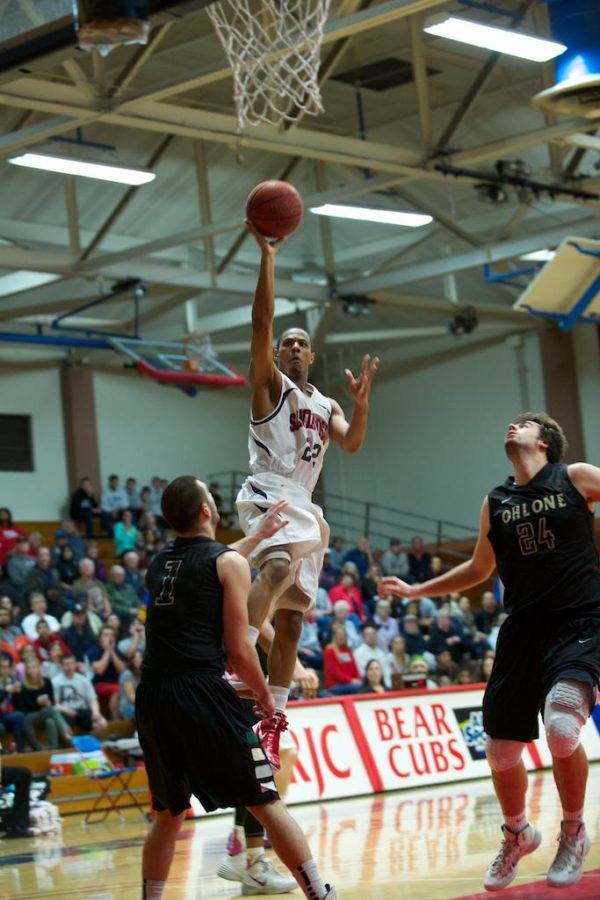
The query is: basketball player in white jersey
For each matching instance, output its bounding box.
[236,222,379,768]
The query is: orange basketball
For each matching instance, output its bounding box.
[183,357,200,372]
[246,180,304,239]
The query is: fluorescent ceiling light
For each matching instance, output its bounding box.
[0,271,61,299]
[310,204,432,227]
[520,249,556,262]
[423,15,567,62]
[7,152,156,185]
[16,315,122,326]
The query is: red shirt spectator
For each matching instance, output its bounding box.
[0,508,27,567]
[33,620,70,661]
[328,573,365,622]
[323,624,362,691]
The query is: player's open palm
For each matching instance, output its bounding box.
[257,500,289,540]
[344,354,379,404]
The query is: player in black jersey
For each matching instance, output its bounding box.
[138,476,336,900]
[379,413,600,892]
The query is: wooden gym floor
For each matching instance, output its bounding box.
[1,764,598,899]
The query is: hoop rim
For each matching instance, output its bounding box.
[136,358,246,387]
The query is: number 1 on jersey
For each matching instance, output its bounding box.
[155,559,182,606]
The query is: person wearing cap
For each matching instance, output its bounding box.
[60,603,100,671]
[405,655,437,689]
[380,539,410,579]
[373,598,399,651]
[428,608,468,663]
[401,614,434,666]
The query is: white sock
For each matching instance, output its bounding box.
[293,858,327,899]
[269,684,289,712]
[248,626,259,646]
[143,879,166,900]
[504,811,528,833]
[247,846,264,864]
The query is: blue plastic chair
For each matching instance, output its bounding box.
[70,735,145,823]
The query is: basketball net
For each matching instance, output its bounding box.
[207,0,332,129]
[183,331,214,372]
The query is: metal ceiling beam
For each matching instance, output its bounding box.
[63,175,80,256]
[409,13,432,152]
[108,22,174,98]
[342,215,600,294]
[194,299,319,334]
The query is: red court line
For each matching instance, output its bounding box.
[455,868,600,900]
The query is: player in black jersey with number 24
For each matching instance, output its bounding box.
[379,413,600,893]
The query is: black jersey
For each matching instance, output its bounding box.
[143,536,231,675]
[487,463,600,618]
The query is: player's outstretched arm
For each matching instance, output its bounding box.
[568,462,600,505]
[329,354,379,453]
[379,498,496,600]
[229,500,289,558]
[219,551,275,717]
[246,220,284,393]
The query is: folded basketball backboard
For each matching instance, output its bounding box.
[513,236,600,332]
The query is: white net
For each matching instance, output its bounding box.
[207,0,332,129]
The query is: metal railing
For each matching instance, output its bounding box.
[207,470,478,559]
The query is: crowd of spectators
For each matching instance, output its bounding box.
[0,494,505,752]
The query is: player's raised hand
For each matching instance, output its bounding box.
[245,219,285,255]
[378,576,415,598]
[256,500,289,541]
[344,354,379,405]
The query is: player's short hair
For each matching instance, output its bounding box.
[161,476,208,532]
[514,412,568,463]
[275,327,311,350]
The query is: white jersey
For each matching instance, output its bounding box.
[248,373,332,494]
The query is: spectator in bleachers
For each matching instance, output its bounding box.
[148,475,166,527]
[71,558,110,617]
[455,595,491,659]
[404,655,438,690]
[401,613,433,667]
[41,641,64,680]
[386,634,408,678]
[318,549,340,592]
[326,600,361,649]
[55,545,79,590]
[328,536,346,571]
[373,598,399,651]
[361,563,382,618]
[0,654,26,752]
[361,659,387,695]
[0,509,27,572]
[26,531,43,558]
[60,602,100,666]
[53,652,107,735]
[117,617,146,661]
[122,551,145,599]
[380,538,410,579]
[407,536,432,583]
[15,656,72,750]
[434,648,460,683]
[84,542,107,583]
[100,474,128,533]
[118,648,143,720]
[428,609,468,663]
[313,585,332,621]
[474,590,501,635]
[24,547,65,618]
[113,509,139,558]
[0,602,27,664]
[323,624,363,696]
[14,644,38,682]
[53,521,86,564]
[106,613,127,644]
[106,565,141,624]
[33,620,69,663]
[478,652,496,683]
[297,612,323,672]
[456,666,475,685]
[70,477,112,537]
[87,625,126,720]
[6,538,35,604]
[21,594,60,640]
[343,536,372,579]
[125,477,143,522]
[328,570,365,623]
[487,610,509,651]
[354,624,391,687]
[137,526,160,570]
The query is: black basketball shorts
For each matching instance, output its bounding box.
[483,610,600,743]
[136,670,279,816]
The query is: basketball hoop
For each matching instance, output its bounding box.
[183,330,212,373]
[206,0,333,129]
[75,1,150,55]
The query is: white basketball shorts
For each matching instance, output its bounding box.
[236,471,330,613]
